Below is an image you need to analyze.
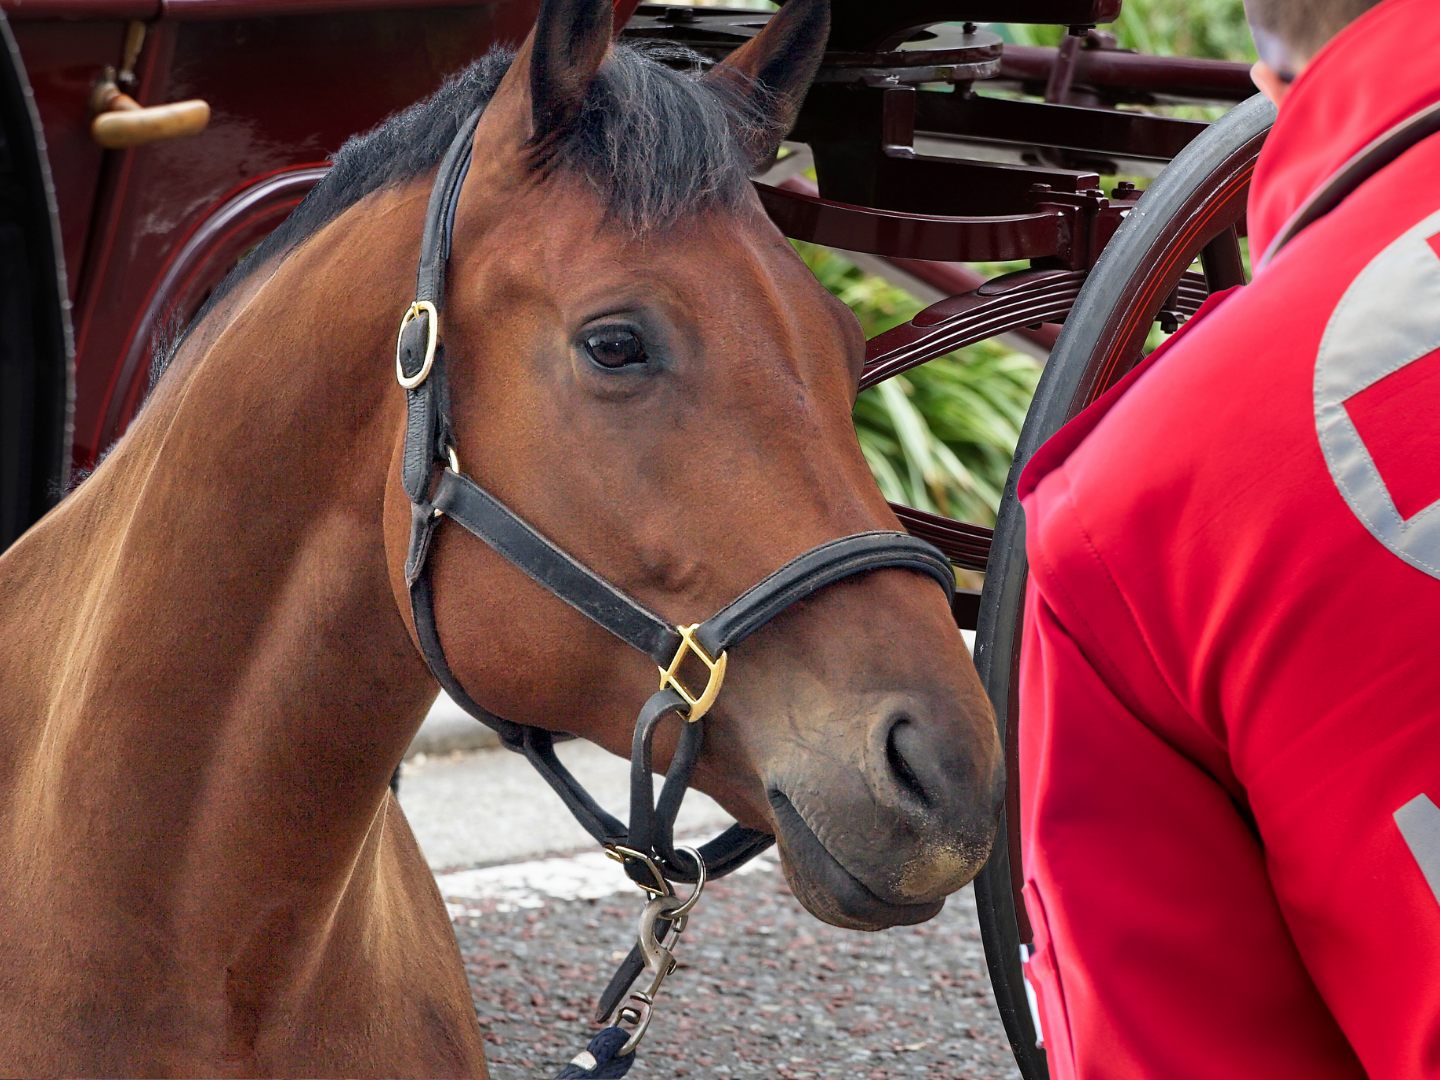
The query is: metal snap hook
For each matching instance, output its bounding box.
[608,846,707,1057]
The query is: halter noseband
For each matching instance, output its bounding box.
[394,108,957,1042]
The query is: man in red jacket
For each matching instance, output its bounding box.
[1018,0,1440,1076]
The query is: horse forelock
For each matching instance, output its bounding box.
[551,42,772,229]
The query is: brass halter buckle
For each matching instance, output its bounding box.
[658,624,727,723]
[395,300,439,389]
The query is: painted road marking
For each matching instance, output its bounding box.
[437,839,779,918]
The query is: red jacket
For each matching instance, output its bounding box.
[1018,1,1440,1076]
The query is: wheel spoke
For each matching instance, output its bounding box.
[862,269,1086,388]
[891,503,992,571]
[1201,225,1248,292]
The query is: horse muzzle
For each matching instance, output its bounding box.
[763,695,1002,930]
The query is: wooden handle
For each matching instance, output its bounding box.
[91,87,210,149]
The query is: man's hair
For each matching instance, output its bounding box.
[1246,0,1383,61]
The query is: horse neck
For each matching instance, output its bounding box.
[0,182,440,923]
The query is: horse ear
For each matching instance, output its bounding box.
[527,0,613,155]
[704,0,830,172]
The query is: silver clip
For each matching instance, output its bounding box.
[609,846,706,1056]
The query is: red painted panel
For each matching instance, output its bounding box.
[10,0,641,468]
[161,0,536,22]
[68,6,544,462]
[1344,347,1440,520]
[106,167,325,436]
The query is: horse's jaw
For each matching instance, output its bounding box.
[767,789,951,931]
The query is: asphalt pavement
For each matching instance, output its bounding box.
[398,741,1021,1079]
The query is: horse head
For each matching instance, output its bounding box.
[382,0,1003,931]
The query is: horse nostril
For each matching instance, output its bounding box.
[884,716,936,809]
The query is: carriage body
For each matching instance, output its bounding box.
[0,3,1271,1076]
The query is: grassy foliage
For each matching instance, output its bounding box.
[670,0,1256,61]
[1002,0,1255,62]
[799,245,1041,525]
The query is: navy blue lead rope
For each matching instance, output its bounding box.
[555,1027,635,1078]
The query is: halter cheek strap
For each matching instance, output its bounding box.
[394,108,959,1036]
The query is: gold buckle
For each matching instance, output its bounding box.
[658,624,727,723]
[395,300,439,389]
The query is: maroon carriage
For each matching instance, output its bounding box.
[0,0,658,550]
[0,2,1266,1076]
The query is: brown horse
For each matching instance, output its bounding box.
[0,0,1001,1074]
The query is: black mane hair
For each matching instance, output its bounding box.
[152,42,764,387]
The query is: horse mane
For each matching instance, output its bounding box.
[151,41,766,389]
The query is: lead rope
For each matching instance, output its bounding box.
[555,1028,636,1079]
[551,695,712,1077]
[555,844,706,1078]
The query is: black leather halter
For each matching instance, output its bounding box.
[394,108,954,907]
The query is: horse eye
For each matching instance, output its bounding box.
[583,328,648,370]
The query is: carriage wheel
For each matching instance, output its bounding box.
[971,93,1275,1080]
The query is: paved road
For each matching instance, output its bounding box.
[399,744,1022,1079]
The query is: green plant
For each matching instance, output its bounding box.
[1002,0,1256,62]
[799,244,1041,525]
